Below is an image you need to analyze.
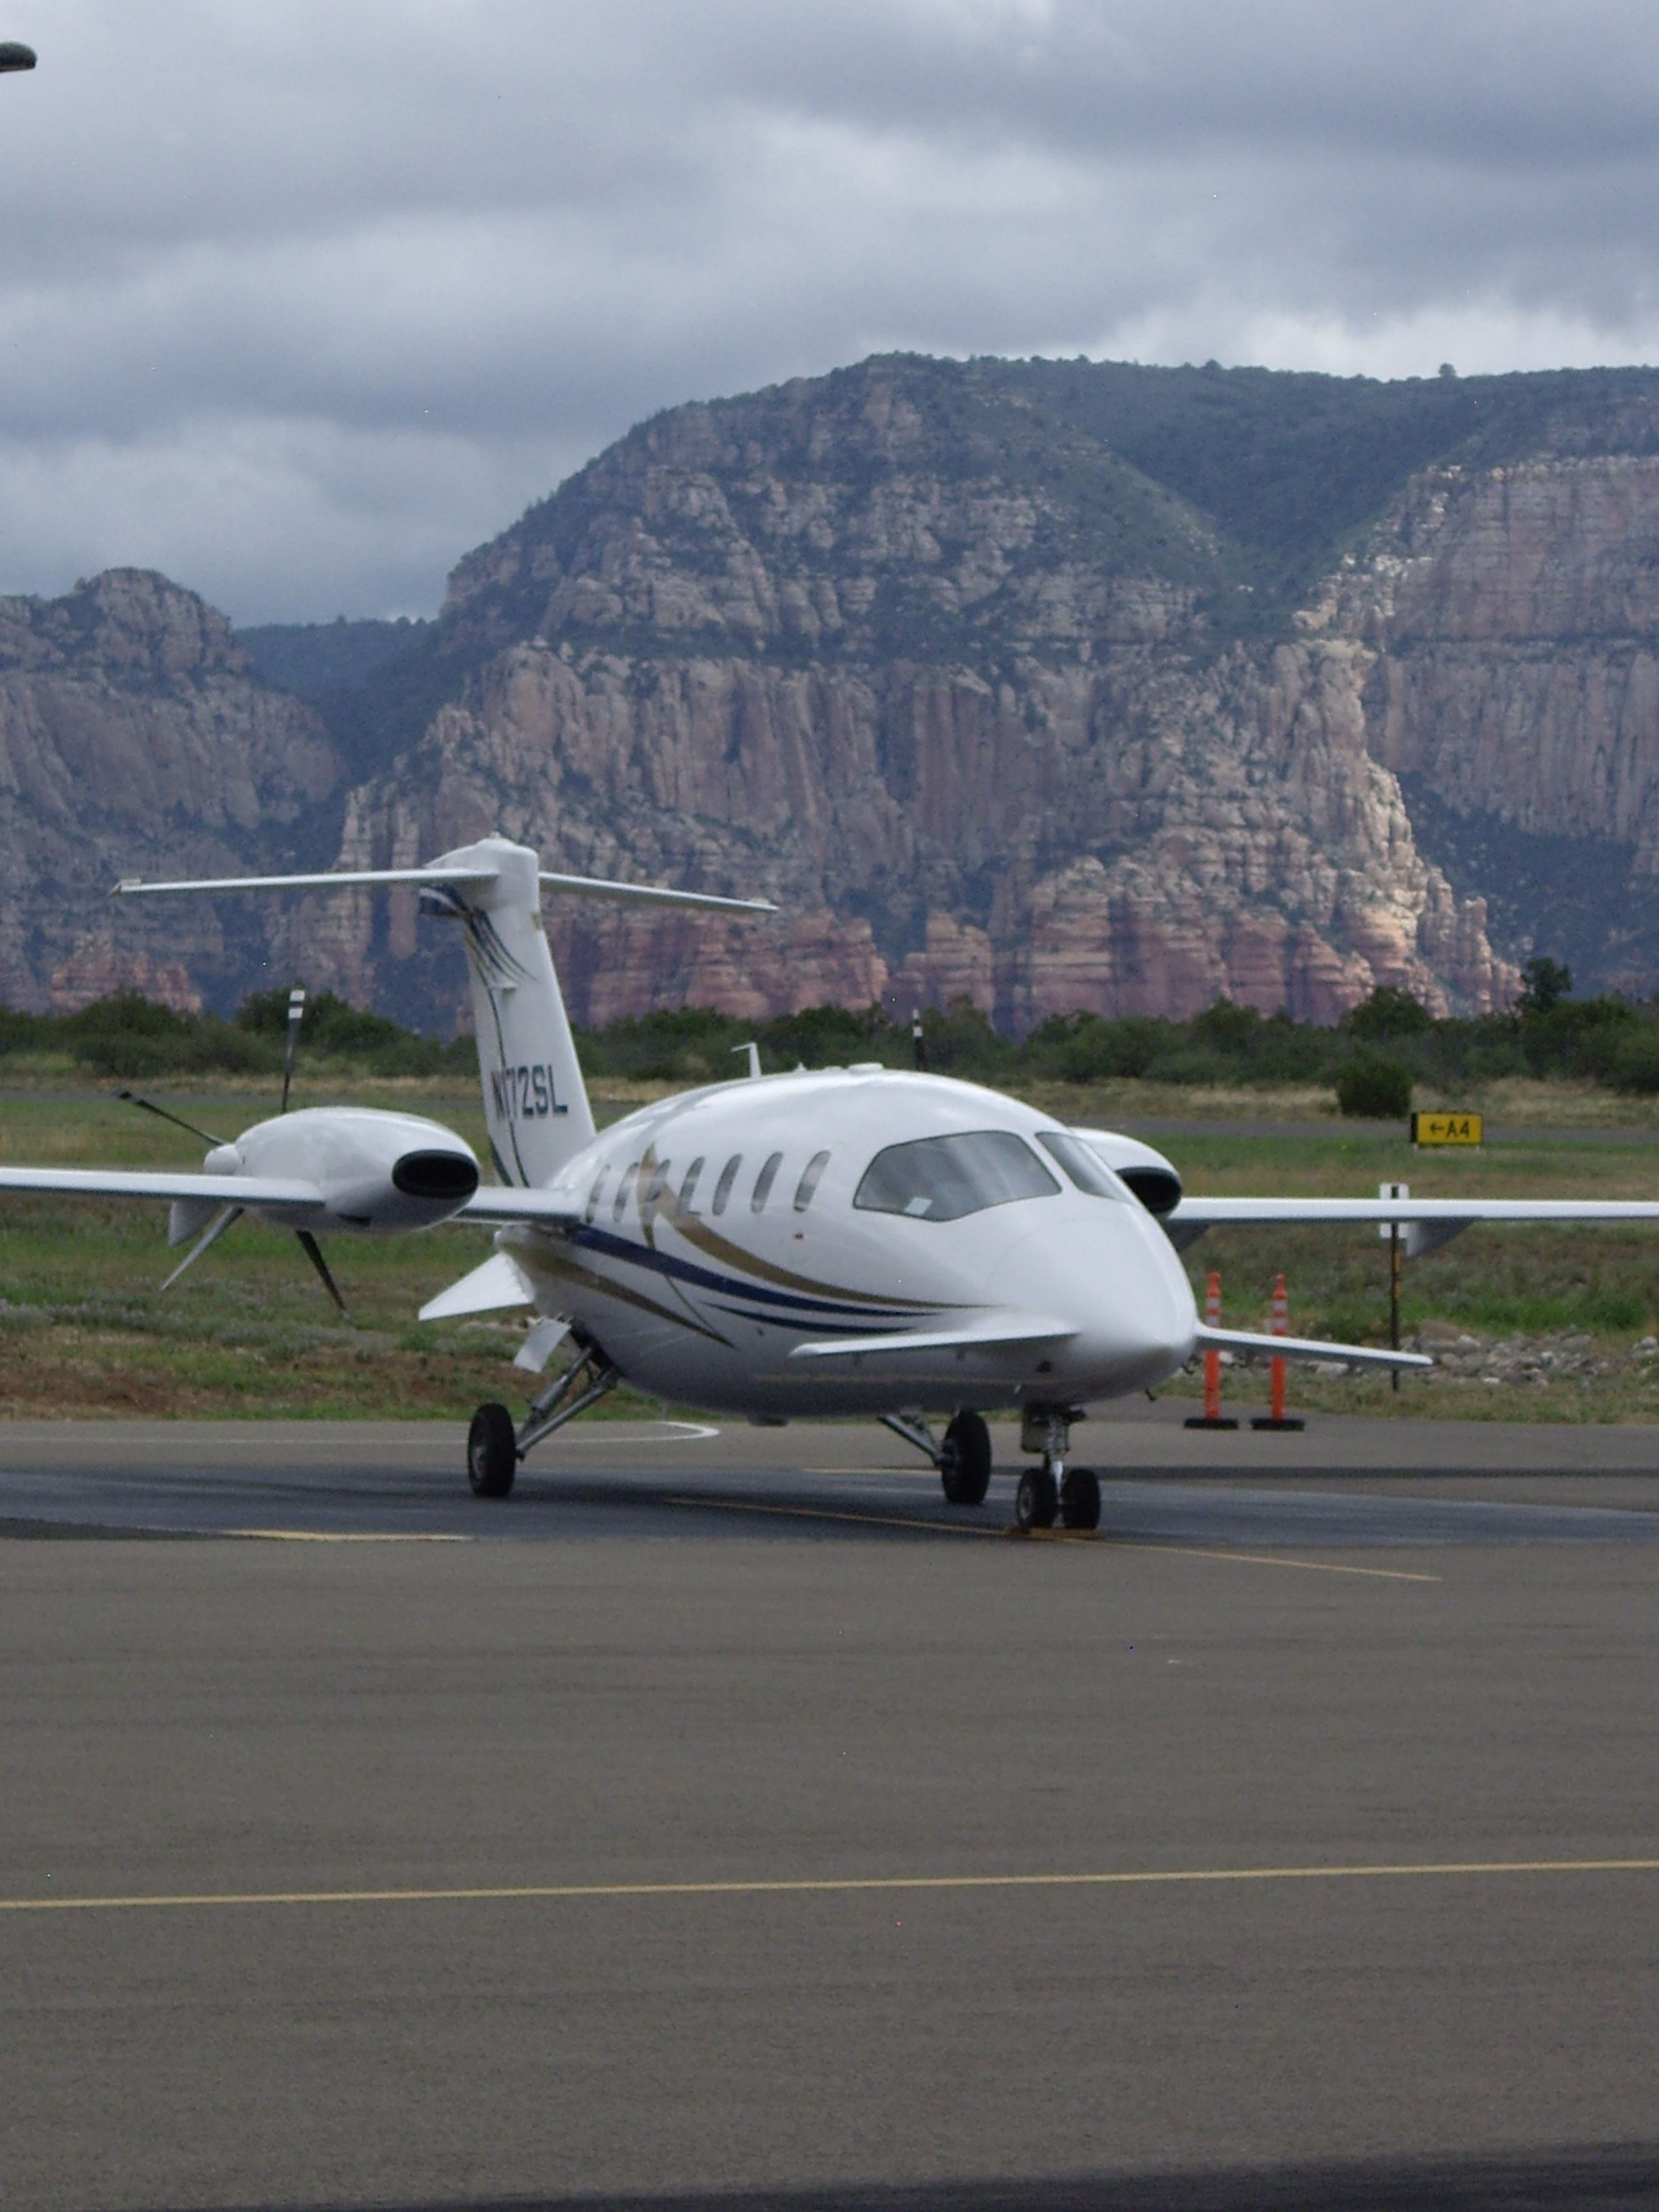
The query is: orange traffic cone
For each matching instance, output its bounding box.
[1251,1272,1306,1431]
[1184,1269,1239,1430]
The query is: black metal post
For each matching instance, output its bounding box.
[1389,1220,1401,1392]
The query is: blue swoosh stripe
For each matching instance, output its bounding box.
[571,1223,932,1322]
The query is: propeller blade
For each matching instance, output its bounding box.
[281,986,306,1113]
[159,1204,243,1292]
[117,1090,228,1148]
[295,1230,350,1324]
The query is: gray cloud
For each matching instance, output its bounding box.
[0,1,1654,620]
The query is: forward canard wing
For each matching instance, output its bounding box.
[789,1314,1078,1361]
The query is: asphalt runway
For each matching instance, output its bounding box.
[2,1412,1657,2210]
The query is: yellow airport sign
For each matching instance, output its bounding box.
[1411,1111,1483,1147]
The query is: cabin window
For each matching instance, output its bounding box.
[712,1155,742,1216]
[612,1160,640,1224]
[1035,1130,1128,1200]
[678,1157,705,1214]
[641,1160,672,1221]
[584,1168,607,1224]
[853,1130,1060,1223]
[793,1150,830,1212]
[751,1151,783,1213]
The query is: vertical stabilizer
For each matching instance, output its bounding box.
[417,838,596,1187]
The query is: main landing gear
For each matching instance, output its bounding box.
[1014,1407,1100,1534]
[467,1335,620,1499]
[882,1408,993,1507]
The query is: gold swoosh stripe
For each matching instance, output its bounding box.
[531,1242,732,1347]
[631,1143,975,1316]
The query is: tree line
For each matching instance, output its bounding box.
[2,958,1652,1110]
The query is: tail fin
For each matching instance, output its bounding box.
[419,837,594,1185]
[115,836,776,1189]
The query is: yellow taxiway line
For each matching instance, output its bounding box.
[661,1493,1009,1538]
[659,1491,1438,1577]
[1113,1539,1439,1583]
[3,1858,1655,1915]
[226,1530,472,1543]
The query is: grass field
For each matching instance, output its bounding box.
[4,1073,1659,1422]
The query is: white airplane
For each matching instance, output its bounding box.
[4,834,1658,1532]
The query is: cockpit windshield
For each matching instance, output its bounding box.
[1035,1130,1129,1198]
[853,1130,1060,1223]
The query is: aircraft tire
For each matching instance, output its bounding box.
[1060,1467,1101,1531]
[468,1402,518,1498]
[1015,1464,1057,1533]
[939,1410,992,1505]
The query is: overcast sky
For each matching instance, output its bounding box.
[0,1,1654,623]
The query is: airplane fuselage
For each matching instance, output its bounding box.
[494,1068,1200,1417]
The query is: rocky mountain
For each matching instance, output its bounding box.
[16,357,1659,1030]
[295,358,1557,1031]
[0,570,340,1012]
[237,615,433,702]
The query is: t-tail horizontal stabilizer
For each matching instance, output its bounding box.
[113,834,779,1193]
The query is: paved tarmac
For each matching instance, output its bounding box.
[1,1411,1657,2209]
[3,1400,1659,1544]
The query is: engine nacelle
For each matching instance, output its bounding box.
[204,1106,480,1234]
[1071,1128,1184,1218]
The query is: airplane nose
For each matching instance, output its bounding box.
[996,1206,1196,1393]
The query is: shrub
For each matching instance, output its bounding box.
[1610,1027,1659,1094]
[1189,999,1264,1054]
[1025,1012,1172,1082]
[1344,985,1433,1040]
[1518,956,1572,1015]
[1334,1053,1413,1119]
[1143,1046,1235,1088]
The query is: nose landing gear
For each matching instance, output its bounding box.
[1061,1466,1102,1531]
[878,1404,1099,1530]
[1014,1460,1057,1532]
[1016,1407,1101,1534]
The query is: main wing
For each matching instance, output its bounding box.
[456,1188,583,1229]
[1196,1324,1430,1372]
[0,1164,320,1210]
[0,1169,591,1231]
[1172,1197,1659,1227]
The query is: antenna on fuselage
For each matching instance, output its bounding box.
[281,986,306,1113]
[910,1009,928,1072]
[732,1042,762,1080]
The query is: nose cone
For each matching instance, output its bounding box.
[997,1203,1196,1395]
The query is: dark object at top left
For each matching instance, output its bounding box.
[0,42,37,71]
